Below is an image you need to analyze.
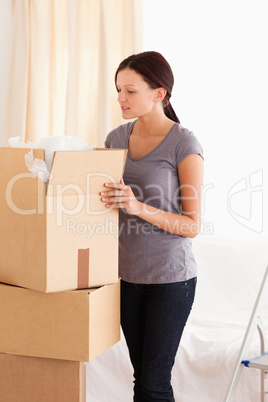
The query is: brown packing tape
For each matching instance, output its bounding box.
[77,248,89,289]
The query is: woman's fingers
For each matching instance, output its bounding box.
[100,189,125,197]
[100,180,132,199]
[100,180,141,215]
[104,181,125,190]
[103,202,125,209]
[101,195,135,203]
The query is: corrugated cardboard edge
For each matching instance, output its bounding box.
[121,149,128,176]
[80,362,86,402]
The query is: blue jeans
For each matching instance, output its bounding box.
[121,278,197,402]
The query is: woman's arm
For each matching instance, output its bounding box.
[100,153,204,238]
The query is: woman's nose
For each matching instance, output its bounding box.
[118,91,126,102]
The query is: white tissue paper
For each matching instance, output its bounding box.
[8,136,32,148]
[8,136,95,183]
[37,136,94,171]
[24,147,50,183]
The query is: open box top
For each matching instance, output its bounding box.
[0,147,126,292]
[0,147,127,197]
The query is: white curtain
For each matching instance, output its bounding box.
[1,0,143,147]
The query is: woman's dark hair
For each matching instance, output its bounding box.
[115,51,180,123]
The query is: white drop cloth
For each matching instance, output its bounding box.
[86,235,268,402]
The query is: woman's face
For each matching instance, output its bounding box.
[116,68,157,119]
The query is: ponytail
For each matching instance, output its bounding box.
[164,102,180,123]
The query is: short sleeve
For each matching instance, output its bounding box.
[175,131,203,167]
[104,132,112,148]
[104,122,133,149]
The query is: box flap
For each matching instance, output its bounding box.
[47,149,127,196]
[89,281,120,360]
[0,147,46,196]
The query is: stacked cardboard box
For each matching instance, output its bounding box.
[0,354,86,402]
[0,147,127,400]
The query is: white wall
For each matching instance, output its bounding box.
[0,0,12,136]
[143,0,268,238]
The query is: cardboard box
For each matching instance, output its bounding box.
[0,280,120,361]
[0,353,86,402]
[0,147,127,292]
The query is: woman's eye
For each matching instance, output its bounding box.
[116,88,134,94]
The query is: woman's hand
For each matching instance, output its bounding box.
[100,153,203,238]
[100,178,142,215]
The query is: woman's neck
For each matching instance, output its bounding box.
[134,113,174,137]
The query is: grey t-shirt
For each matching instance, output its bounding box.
[105,120,203,284]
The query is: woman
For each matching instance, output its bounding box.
[101,51,204,401]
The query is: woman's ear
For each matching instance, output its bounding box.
[154,87,167,103]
